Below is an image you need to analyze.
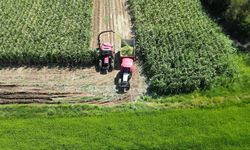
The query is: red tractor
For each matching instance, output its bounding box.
[117,39,135,92]
[97,30,115,73]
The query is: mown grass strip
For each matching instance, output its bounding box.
[0,105,249,149]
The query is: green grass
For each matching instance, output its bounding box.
[0,105,249,149]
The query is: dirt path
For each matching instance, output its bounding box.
[90,0,147,105]
[91,0,132,50]
[0,0,147,106]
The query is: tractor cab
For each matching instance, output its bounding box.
[100,43,114,55]
[119,58,134,89]
[121,58,133,72]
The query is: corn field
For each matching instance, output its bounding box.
[129,0,236,94]
[0,0,93,65]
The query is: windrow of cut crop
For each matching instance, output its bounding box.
[128,0,236,95]
[0,0,94,65]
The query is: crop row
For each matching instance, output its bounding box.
[129,0,236,94]
[0,0,94,65]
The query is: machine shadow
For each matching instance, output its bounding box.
[114,51,121,70]
[0,63,94,72]
[114,71,125,94]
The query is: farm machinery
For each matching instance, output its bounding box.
[97,30,115,73]
[97,30,135,92]
[116,39,136,92]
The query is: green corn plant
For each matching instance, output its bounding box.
[129,0,236,95]
[0,0,93,65]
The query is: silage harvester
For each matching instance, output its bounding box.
[97,30,115,73]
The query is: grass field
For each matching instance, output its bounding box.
[0,52,247,148]
[0,104,249,150]
[0,53,248,149]
[0,0,249,149]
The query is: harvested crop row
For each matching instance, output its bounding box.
[129,0,236,94]
[0,0,93,65]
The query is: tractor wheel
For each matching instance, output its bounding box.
[103,69,108,74]
[126,82,130,92]
[99,60,102,69]
[126,86,130,91]
[109,59,114,72]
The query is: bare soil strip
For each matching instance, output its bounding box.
[0,0,147,105]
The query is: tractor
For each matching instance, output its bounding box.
[117,39,135,92]
[97,30,115,73]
